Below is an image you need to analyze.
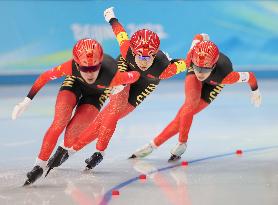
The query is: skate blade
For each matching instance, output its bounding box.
[168,155,181,162]
[128,154,137,159]
[83,166,93,172]
[83,168,91,172]
[23,179,32,187]
[44,167,53,177]
[84,164,93,171]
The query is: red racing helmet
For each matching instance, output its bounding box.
[191,41,219,68]
[72,38,104,67]
[130,29,160,56]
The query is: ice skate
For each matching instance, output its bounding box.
[129,143,155,159]
[84,152,103,170]
[168,154,181,162]
[45,146,69,177]
[168,143,187,162]
[23,165,43,186]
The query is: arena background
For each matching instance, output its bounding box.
[1,0,278,84]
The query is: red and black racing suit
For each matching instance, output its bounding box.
[153,49,258,146]
[26,54,139,161]
[70,18,188,152]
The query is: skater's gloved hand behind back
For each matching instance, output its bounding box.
[12,97,32,120]
[104,7,115,22]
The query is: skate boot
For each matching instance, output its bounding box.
[129,142,156,159]
[168,143,187,162]
[45,146,69,177]
[23,165,43,186]
[85,152,103,170]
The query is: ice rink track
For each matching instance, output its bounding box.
[0,79,278,205]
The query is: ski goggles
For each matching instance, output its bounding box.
[136,55,154,61]
[78,64,101,73]
[192,64,214,73]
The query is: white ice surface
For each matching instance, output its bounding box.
[0,80,278,205]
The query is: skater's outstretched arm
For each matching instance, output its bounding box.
[221,71,258,90]
[158,33,210,80]
[221,71,261,107]
[26,60,72,100]
[104,7,130,59]
[109,71,140,87]
[12,60,72,120]
[158,59,187,79]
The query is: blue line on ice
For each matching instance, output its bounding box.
[99,145,278,205]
